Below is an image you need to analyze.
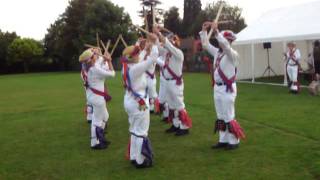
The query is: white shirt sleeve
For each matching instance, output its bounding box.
[156,57,165,67]
[163,38,184,61]
[130,45,159,79]
[295,49,301,62]
[199,30,219,58]
[93,64,115,78]
[215,32,239,65]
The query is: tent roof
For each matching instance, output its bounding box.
[234,0,320,45]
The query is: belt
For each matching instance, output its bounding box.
[164,78,175,81]
[215,82,235,86]
[216,82,226,86]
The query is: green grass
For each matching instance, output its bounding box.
[0,72,319,180]
[247,75,312,86]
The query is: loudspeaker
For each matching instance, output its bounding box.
[263,42,272,49]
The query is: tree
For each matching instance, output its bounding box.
[44,0,136,71]
[8,38,44,73]
[138,0,163,32]
[0,30,19,73]
[193,1,246,37]
[79,0,137,59]
[182,0,202,37]
[163,7,182,36]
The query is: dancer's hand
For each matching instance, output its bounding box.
[103,51,112,62]
[148,33,157,43]
[202,22,212,31]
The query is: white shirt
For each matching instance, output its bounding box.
[161,38,184,79]
[286,48,301,65]
[124,45,159,97]
[87,57,115,100]
[199,31,239,83]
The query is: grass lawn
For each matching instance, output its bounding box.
[0,72,319,180]
[246,74,313,86]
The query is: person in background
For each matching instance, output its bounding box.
[285,42,301,94]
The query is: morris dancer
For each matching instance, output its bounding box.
[153,26,192,136]
[122,34,158,168]
[200,22,245,150]
[285,42,301,94]
[79,48,115,150]
[138,38,160,114]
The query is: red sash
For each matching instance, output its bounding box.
[215,53,236,93]
[163,53,183,85]
[81,64,112,102]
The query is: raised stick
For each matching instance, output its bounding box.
[119,35,128,48]
[96,32,101,49]
[84,44,99,49]
[110,35,121,56]
[106,40,111,52]
[133,24,151,35]
[100,40,106,52]
[208,4,224,39]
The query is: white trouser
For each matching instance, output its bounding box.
[86,103,93,121]
[147,77,158,111]
[124,94,150,165]
[88,96,109,147]
[287,65,298,91]
[165,80,188,130]
[159,76,168,118]
[214,83,239,145]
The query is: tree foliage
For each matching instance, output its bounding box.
[164,7,182,36]
[7,38,44,73]
[182,0,202,37]
[0,30,18,73]
[44,0,137,70]
[163,0,246,38]
[192,1,246,37]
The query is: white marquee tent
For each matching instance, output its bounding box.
[233,0,320,82]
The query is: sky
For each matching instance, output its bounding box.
[0,0,318,40]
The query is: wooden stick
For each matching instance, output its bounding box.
[218,20,233,24]
[110,35,121,56]
[96,32,101,49]
[152,6,156,27]
[133,24,151,35]
[144,10,149,32]
[160,27,172,34]
[208,4,224,39]
[120,35,128,48]
[106,40,111,52]
[100,40,106,52]
[84,44,99,49]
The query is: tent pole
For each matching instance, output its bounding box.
[283,41,287,86]
[251,43,255,83]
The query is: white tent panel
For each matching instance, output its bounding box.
[234,0,320,45]
[234,41,312,80]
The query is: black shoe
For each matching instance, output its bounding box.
[161,117,168,123]
[175,129,189,136]
[87,120,92,124]
[150,110,155,114]
[211,142,228,149]
[130,160,137,165]
[135,159,153,169]
[165,125,179,133]
[225,144,239,150]
[91,143,108,150]
[105,140,111,146]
